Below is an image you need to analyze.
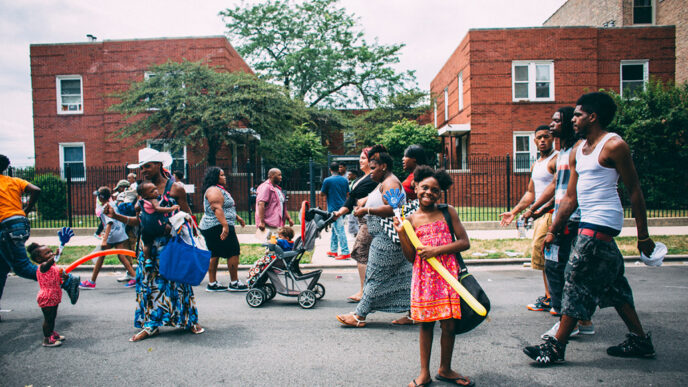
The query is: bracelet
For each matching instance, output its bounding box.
[638,236,651,242]
[367,207,370,215]
[546,231,554,236]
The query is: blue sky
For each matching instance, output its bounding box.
[0,0,566,167]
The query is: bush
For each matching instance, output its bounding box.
[31,173,67,220]
[378,119,441,177]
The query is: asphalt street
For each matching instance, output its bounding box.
[1,263,687,386]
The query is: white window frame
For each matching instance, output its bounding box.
[444,88,449,121]
[511,61,555,102]
[633,0,655,25]
[457,72,464,111]
[433,102,437,128]
[56,75,83,115]
[146,140,187,177]
[59,142,86,181]
[455,134,468,171]
[620,60,649,98]
[513,132,536,173]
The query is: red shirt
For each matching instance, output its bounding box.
[402,172,416,200]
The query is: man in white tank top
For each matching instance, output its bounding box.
[500,125,557,312]
[524,92,656,366]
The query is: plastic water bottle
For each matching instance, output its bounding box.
[517,217,526,238]
[270,234,277,244]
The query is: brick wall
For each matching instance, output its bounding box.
[30,36,253,171]
[657,0,688,83]
[544,0,624,27]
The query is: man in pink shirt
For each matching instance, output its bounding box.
[255,168,293,239]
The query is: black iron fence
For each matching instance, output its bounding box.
[8,155,686,229]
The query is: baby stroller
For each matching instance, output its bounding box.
[246,202,335,309]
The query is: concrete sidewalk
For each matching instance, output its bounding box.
[27,224,688,270]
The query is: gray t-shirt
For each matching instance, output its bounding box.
[100,203,128,245]
[199,186,237,230]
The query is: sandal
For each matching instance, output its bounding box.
[129,327,159,342]
[190,324,205,334]
[410,378,432,387]
[336,314,366,328]
[392,315,416,325]
[435,374,474,387]
[346,295,361,303]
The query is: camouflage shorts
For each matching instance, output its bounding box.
[560,234,634,321]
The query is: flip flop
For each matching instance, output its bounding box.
[411,378,432,387]
[191,324,205,334]
[435,374,474,387]
[346,296,361,303]
[392,316,416,325]
[129,327,159,342]
[336,314,366,327]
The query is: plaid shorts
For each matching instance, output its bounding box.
[560,234,635,321]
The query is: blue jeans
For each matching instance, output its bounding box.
[330,217,349,255]
[0,217,37,301]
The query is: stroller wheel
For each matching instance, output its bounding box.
[246,288,266,307]
[313,283,325,300]
[298,290,317,309]
[264,283,276,300]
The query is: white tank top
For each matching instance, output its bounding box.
[575,132,624,231]
[531,151,558,204]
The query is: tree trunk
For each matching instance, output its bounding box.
[207,139,219,166]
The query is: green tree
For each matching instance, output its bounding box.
[32,173,66,220]
[220,0,416,108]
[378,119,440,177]
[109,60,306,165]
[608,80,688,209]
[349,89,430,150]
[260,125,328,170]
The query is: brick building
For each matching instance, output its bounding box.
[544,0,688,84]
[30,36,253,176]
[431,26,675,171]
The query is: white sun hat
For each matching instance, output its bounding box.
[639,241,667,267]
[127,148,173,169]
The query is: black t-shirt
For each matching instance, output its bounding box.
[341,174,378,211]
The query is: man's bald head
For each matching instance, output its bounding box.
[268,168,282,185]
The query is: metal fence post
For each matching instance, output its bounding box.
[505,153,511,211]
[246,159,253,224]
[66,165,73,228]
[309,158,315,205]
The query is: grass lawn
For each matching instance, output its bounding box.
[47,244,312,266]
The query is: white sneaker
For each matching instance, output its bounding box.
[541,321,579,339]
[578,322,596,335]
[117,273,134,282]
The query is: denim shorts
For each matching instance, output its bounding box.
[560,234,634,321]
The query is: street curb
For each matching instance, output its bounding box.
[62,255,688,272]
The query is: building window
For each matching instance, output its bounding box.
[513,132,536,172]
[455,134,468,171]
[457,72,464,111]
[620,60,649,97]
[444,88,449,121]
[512,61,554,102]
[56,75,83,114]
[633,0,653,24]
[434,102,437,128]
[59,143,86,180]
[147,140,187,177]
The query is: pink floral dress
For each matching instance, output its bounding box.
[36,266,62,308]
[410,220,461,322]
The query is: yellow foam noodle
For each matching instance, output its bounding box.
[402,220,487,316]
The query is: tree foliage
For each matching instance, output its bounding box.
[109,60,306,165]
[260,125,328,170]
[220,0,415,108]
[349,89,430,150]
[32,173,66,220]
[378,119,440,177]
[608,80,688,208]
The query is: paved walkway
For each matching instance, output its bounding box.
[27,224,688,269]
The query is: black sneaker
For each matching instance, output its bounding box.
[527,296,551,312]
[63,274,80,305]
[524,335,566,365]
[205,282,228,292]
[607,332,655,358]
[228,281,248,292]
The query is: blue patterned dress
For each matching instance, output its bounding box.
[134,179,198,330]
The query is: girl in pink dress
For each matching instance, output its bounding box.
[395,166,473,387]
[27,243,68,347]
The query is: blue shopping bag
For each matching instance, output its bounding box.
[159,223,210,286]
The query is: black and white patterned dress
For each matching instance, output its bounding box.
[355,187,412,317]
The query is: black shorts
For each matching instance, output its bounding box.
[200,225,241,258]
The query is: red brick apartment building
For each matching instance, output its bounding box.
[431,26,675,171]
[30,36,253,177]
[544,0,687,84]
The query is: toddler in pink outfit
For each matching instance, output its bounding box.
[27,243,68,347]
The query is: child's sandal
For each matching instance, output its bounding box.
[129,327,158,342]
